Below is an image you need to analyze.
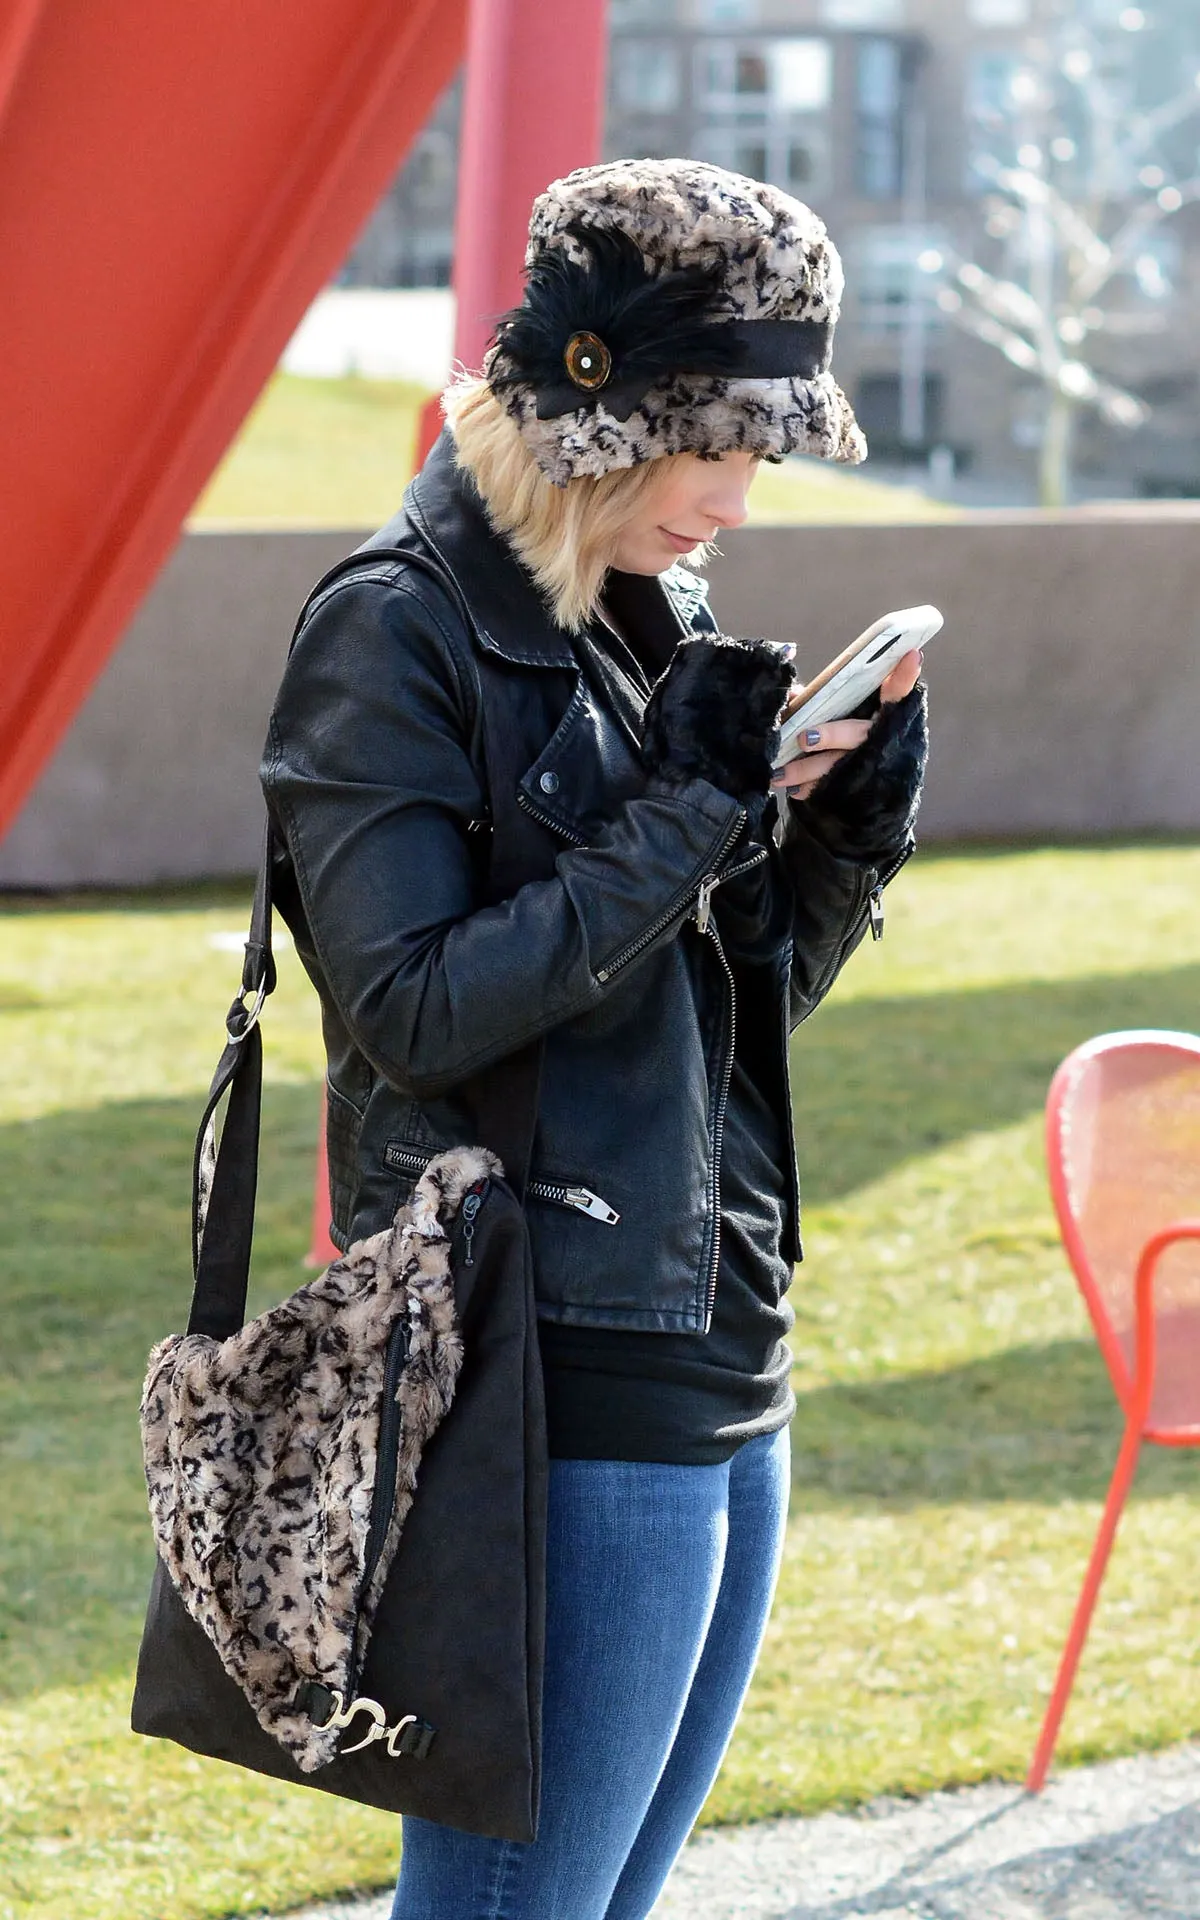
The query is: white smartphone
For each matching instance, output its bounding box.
[773,605,943,768]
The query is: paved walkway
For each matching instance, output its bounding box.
[270,1742,1200,1919]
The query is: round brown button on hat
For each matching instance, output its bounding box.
[564,329,612,392]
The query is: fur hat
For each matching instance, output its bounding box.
[485,157,866,486]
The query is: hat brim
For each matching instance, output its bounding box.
[500,369,867,486]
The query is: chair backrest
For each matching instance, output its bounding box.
[1047,1030,1200,1438]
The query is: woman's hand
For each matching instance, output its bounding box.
[641,633,797,806]
[769,649,922,802]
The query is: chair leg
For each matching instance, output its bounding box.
[1025,1418,1142,1792]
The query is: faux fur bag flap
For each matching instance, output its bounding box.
[140,1145,500,1773]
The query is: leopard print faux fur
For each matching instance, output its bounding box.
[486,158,866,484]
[141,1145,500,1772]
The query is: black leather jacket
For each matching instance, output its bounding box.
[261,431,916,1333]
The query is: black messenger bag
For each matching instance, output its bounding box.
[130,547,550,1842]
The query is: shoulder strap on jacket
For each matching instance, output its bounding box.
[185,543,543,1340]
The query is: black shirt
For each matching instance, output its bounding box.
[537,577,796,1463]
[538,1036,796,1463]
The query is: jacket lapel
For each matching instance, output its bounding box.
[374,431,694,847]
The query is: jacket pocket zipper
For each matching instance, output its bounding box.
[528,1180,620,1224]
[384,1145,619,1225]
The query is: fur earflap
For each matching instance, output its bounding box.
[642,634,794,805]
[141,1145,500,1773]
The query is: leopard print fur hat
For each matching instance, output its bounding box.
[485,157,866,486]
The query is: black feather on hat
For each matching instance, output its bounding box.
[489,222,744,423]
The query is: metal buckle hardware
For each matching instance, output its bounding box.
[226,976,270,1043]
[322,1688,421,1758]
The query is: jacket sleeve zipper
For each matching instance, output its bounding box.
[595,808,747,983]
[865,836,916,943]
[799,834,918,1019]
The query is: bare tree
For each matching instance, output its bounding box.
[922,7,1200,507]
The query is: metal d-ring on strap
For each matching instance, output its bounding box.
[225,974,270,1043]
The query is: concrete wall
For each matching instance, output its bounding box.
[3,509,1199,888]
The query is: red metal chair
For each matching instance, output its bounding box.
[1026,1029,1200,1791]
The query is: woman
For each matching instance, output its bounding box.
[262,158,927,1919]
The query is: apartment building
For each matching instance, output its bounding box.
[341,0,1200,497]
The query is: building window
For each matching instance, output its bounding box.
[735,49,769,95]
[773,39,833,111]
[967,0,1029,23]
[695,123,830,194]
[855,38,905,199]
[696,0,759,22]
[611,40,681,112]
[820,0,904,24]
[853,226,947,334]
[787,139,820,187]
[694,36,833,195]
[854,372,945,450]
[609,0,678,24]
[697,38,832,114]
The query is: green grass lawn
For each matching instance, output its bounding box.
[3,847,1200,1917]
[189,373,957,529]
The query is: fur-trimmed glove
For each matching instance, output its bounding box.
[798,682,928,860]
[641,635,795,813]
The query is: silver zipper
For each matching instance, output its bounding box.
[696,843,769,933]
[868,881,886,941]
[719,846,769,883]
[595,809,745,983]
[695,873,720,936]
[700,915,737,1322]
[866,839,916,943]
[384,1145,619,1224]
[528,1180,620,1224]
[697,838,773,1304]
[515,786,589,846]
[385,1145,436,1174]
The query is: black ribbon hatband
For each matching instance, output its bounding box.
[533,317,832,422]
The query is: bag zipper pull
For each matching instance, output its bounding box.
[695,873,720,936]
[460,1179,488,1266]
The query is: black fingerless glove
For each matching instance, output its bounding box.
[799,682,928,860]
[641,635,794,816]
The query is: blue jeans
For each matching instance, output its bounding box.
[390,1425,790,1920]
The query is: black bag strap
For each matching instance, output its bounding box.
[185,541,546,1340]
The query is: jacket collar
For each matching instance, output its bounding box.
[382,428,690,675]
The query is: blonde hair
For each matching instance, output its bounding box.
[442,373,684,633]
